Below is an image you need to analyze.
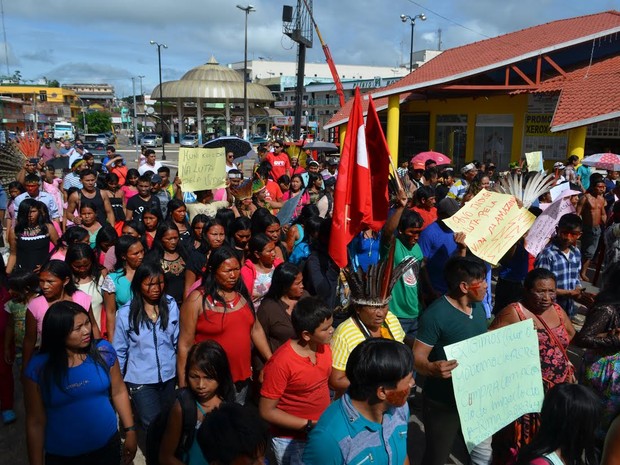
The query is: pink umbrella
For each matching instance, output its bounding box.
[581,152,620,171]
[411,151,452,165]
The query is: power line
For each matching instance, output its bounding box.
[405,0,492,40]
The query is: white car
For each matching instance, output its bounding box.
[141,134,163,147]
[180,134,198,147]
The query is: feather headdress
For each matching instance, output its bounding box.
[493,171,556,209]
[0,141,27,190]
[344,255,418,307]
[230,178,253,200]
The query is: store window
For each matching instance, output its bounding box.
[436,115,467,170]
[474,114,514,168]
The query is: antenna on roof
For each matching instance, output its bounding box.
[437,28,443,51]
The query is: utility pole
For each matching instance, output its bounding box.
[138,75,145,132]
[131,77,139,164]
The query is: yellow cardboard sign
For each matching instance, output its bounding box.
[444,190,535,265]
[444,320,544,452]
[178,148,227,192]
[525,151,543,172]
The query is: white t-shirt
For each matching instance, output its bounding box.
[139,161,163,175]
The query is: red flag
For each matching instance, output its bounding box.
[329,88,370,268]
[364,96,391,230]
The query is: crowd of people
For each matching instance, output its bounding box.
[0,135,620,465]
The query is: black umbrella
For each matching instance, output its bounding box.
[203,136,253,159]
[303,141,339,153]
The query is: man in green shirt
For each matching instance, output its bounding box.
[381,189,424,340]
[414,256,490,465]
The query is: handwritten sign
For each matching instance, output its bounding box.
[178,148,227,192]
[444,190,535,265]
[444,320,544,452]
[525,151,543,172]
[525,197,575,257]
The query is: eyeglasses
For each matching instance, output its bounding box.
[273,145,281,149]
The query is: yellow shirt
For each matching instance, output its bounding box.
[330,312,405,371]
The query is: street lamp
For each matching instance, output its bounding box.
[138,75,145,133]
[237,4,255,140]
[400,13,426,72]
[150,40,168,160]
[76,97,88,133]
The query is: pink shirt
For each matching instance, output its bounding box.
[28,291,92,341]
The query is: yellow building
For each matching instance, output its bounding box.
[325,11,620,170]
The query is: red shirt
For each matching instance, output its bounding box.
[266,179,283,202]
[266,152,291,182]
[261,340,332,439]
[412,206,438,229]
[195,294,255,382]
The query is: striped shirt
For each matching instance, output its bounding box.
[330,313,405,371]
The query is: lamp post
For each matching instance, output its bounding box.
[150,40,168,160]
[138,75,145,134]
[237,4,255,140]
[77,97,88,133]
[400,13,426,72]
[131,77,140,163]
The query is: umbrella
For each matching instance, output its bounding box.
[203,136,252,159]
[233,149,259,166]
[581,152,620,171]
[303,141,339,153]
[411,151,452,165]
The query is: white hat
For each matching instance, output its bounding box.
[553,162,566,170]
[460,163,476,174]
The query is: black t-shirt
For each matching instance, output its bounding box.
[127,195,161,222]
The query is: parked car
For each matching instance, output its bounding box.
[141,134,163,147]
[104,132,116,144]
[249,135,269,145]
[180,133,199,147]
[84,133,110,145]
[83,142,107,168]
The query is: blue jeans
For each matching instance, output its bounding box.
[397,317,419,340]
[271,437,306,465]
[126,378,176,430]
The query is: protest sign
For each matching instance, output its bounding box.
[525,197,575,257]
[178,147,227,192]
[444,320,544,452]
[549,181,570,201]
[525,151,543,172]
[443,190,535,265]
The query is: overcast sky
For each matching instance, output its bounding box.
[1,0,617,97]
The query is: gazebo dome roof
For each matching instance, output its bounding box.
[150,56,274,103]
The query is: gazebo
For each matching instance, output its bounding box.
[150,56,275,143]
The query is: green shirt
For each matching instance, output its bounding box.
[382,237,424,319]
[417,296,487,405]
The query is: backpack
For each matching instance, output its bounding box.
[145,388,198,465]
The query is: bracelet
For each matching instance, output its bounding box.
[123,425,137,432]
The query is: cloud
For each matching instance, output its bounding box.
[21,49,54,64]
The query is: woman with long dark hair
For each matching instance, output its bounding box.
[178,246,272,404]
[227,216,252,262]
[281,173,310,221]
[95,224,118,269]
[6,198,58,274]
[251,210,287,261]
[146,221,187,306]
[101,172,126,227]
[257,262,308,353]
[102,236,145,341]
[112,261,179,430]
[142,203,163,249]
[66,243,105,338]
[306,172,324,205]
[158,341,235,465]
[165,198,191,251]
[184,217,227,298]
[22,260,94,369]
[49,226,90,261]
[24,301,137,465]
[120,168,140,201]
[516,384,601,465]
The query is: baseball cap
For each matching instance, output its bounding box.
[327,158,339,166]
[553,162,566,170]
[307,160,319,167]
[150,174,163,183]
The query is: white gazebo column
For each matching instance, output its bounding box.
[225,98,231,136]
[197,98,203,145]
[177,99,183,140]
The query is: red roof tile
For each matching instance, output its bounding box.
[325,10,620,129]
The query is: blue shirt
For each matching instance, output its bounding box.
[24,340,118,456]
[534,241,581,316]
[14,190,60,220]
[418,221,457,294]
[303,393,409,465]
[113,295,180,384]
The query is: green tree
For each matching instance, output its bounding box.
[85,111,112,133]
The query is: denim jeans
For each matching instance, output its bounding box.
[126,378,176,430]
[271,437,306,465]
[397,317,419,340]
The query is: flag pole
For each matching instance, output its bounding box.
[388,157,405,192]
